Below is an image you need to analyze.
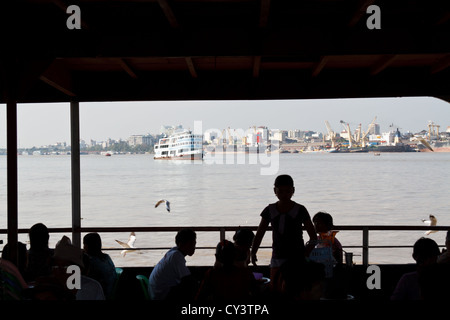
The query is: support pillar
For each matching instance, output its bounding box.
[70,101,81,247]
[6,99,18,266]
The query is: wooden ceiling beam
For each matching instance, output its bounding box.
[253,56,261,78]
[370,54,397,75]
[312,56,329,77]
[158,0,179,29]
[348,0,377,27]
[259,0,271,28]
[185,57,198,78]
[431,54,450,74]
[28,67,445,103]
[39,61,76,97]
[434,12,450,26]
[113,58,138,79]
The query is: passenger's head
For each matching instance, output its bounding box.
[53,236,85,269]
[233,228,255,248]
[29,223,50,250]
[83,233,103,256]
[313,211,334,233]
[215,240,236,270]
[175,229,197,256]
[274,174,295,201]
[1,241,27,272]
[412,237,440,266]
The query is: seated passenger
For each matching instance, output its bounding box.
[437,230,450,264]
[233,228,255,267]
[148,229,198,300]
[83,232,117,299]
[1,241,28,277]
[391,237,440,300]
[419,262,450,300]
[25,223,54,281]
[30,236,105,300]
[196,240,258,301]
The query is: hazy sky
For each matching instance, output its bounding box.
[1,96,449,148]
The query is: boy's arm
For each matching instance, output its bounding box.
[251,218,269,266]
[304,218,318,256]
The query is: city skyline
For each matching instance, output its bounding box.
[1,96,449,148]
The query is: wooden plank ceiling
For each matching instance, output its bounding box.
[0,0,449,103]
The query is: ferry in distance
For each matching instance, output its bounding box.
[154,130,203,160]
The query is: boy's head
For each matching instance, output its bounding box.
[175,228,197,256]
[313,211,334,233]
[274,174,295,201]
[274,174,294,188]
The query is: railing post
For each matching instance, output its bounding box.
[362,227,369,267]
[220,228,225,241]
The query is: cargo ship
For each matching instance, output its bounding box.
[417,140,450,152]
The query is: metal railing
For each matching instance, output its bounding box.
[1,225,448,266]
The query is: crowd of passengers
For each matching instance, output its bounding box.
[1,175,450,300]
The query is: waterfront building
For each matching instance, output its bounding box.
[127,134,154,146]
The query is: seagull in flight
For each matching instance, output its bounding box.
[412,135,434,152]
[421,214,437,235]
[155,199,171,212]
[115,232,138,256]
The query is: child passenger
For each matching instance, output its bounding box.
[312,211,343,264]
[251,174,317,285]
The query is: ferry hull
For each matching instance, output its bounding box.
[154,153,203,160]
[418,147,450,152]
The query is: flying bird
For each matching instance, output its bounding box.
[155,199,171,212]
[421,214,437,235]
[412,135,434,152]
[115,232,138,256]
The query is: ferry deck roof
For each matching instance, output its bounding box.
[1,0,449,103]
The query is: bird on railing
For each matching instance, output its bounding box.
[155,199,171,212]
[422,214,437,235]
[115,232,139,256]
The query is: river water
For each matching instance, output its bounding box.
[1,152,449,267]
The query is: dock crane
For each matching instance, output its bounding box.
[339,120,353,148]
[227,127,235,145]
[427,121,440,140]
[325,121,337,148]
[355,124,362,145]
[216,128,228,147]
[360,116,377,147]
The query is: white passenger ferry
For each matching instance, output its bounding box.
[154,130,203,160]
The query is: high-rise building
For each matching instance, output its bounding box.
[369,123,381,135]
